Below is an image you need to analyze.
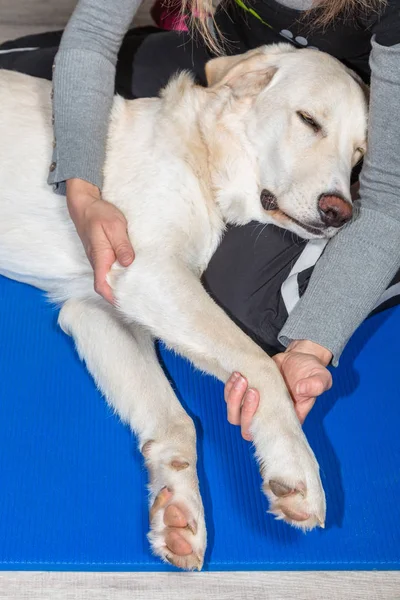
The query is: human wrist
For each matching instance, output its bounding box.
[66,178,101,218]
[66,178,100,202]
[286,339,333,366]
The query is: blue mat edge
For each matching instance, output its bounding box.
[1,561,398,572]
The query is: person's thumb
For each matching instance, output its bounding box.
[295,372,331,401]
[107,223,134,267]
[115,240,134,267]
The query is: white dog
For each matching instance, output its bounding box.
[0,44,368,570]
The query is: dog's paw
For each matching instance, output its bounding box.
[142,441,206,570]
[148,485,206,570]
[256,433,326,531]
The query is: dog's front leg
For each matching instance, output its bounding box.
[116,260,326,529]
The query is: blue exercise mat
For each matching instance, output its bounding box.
[0,275,399,571]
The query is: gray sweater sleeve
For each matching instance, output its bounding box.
[48,0,141,194]
[279,40,400,365]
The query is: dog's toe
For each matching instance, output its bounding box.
[165,551,204,571]
[264,475,325,531]
[264,481,325,530]
[165,528,194,555]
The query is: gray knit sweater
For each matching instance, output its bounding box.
[49,0,400,365]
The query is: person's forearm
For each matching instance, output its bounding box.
[48,0,140,195]
[279,41,400,365]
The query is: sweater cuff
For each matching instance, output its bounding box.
[278,208,400,366]
[48,48,116,195]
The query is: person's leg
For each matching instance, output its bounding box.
[0,45,58,80]
[0,28,162,84]
[203,224,308,355]
[119,30,211,98]
[0,30,63,50]
[0,28,210,96]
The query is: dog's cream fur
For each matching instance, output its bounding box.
[0,44,368,570]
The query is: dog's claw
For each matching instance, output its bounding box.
[186,519,198,535]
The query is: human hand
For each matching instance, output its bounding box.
[224,372,259,441]
[224,340,333,438]
[66,179,134,304]
[273,340,333,423]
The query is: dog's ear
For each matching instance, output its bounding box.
[205,53,250,87]
[206,51,278,99]
[344,66,370,103]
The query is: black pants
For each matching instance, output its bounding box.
[0,28,325,355]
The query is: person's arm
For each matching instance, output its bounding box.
[49,0,140,193]
[278,39,400,366]
[49,0,140,302]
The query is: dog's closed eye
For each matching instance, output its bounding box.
[353,146,366,167]
[297,111,321,133]
[355,147,365,158]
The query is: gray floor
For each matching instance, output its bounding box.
[0,571,400,600]
[1,1,399,598]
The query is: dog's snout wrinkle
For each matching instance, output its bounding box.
[318,193,352,228]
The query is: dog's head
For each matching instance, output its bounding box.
[204,44,368,239]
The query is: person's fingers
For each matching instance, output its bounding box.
[104,218,135,267]
[224,372,241,403]
[94,258,115,304]
[294,371,332,402]
[90,229,116,304]
[295,397,316,424]
[240,388,259,441]
[226,375,248,425]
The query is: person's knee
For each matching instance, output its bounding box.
[0,47,57,80]
[130,30,209,98]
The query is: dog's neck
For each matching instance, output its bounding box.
[165,74,262,226]
[106,73,261,227]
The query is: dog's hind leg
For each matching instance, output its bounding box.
[58,298,206,571]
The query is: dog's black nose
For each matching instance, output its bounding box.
[260,189,278,211]
[318,193,352,228]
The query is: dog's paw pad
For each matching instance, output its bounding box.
[148,484,206,571]
[170,459,190,471]
[165,528,193,555]
[164,503,190,528]
[264,478,325,530]
[268,479,305,498]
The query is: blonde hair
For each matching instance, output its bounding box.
[180,0,386,54]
